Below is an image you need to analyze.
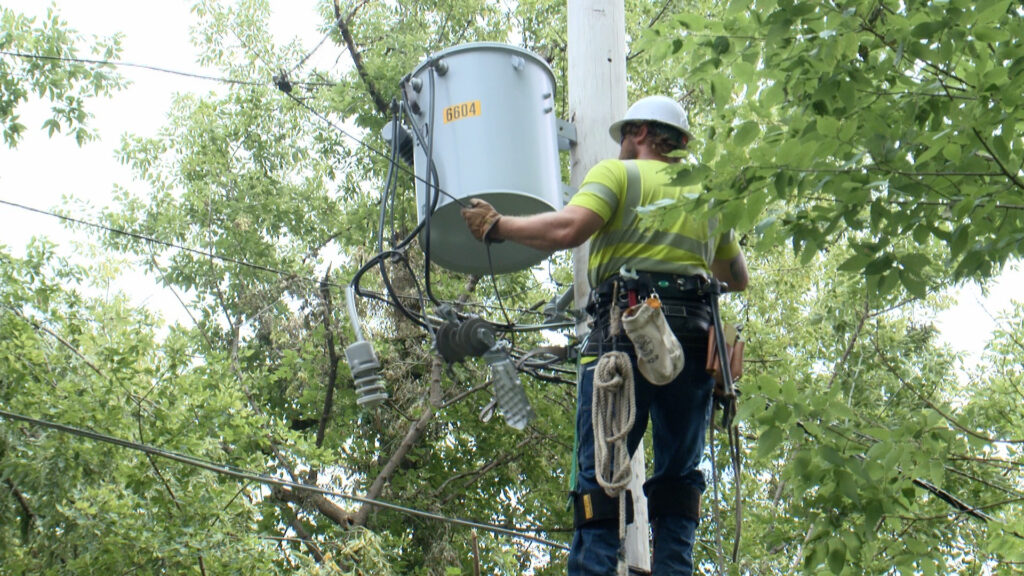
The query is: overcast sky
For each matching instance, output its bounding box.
[0,1,1020,368]
[0,0,326,249]
[0,0,328,317]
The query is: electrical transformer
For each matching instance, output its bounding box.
[404,42,563,274]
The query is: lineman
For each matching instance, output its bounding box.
[462,95,749,575]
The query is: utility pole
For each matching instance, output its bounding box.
[567,1,651,572]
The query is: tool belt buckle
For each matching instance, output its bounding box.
[619,266,640,307]
[618,266,639,280]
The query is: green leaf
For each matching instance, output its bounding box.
[863,253,895,275]
[712,35,731,55]
[911,21,945,40]
[712,76,732,108]
[898,268,929,298]
[942,142,962,162]
[758,426,784,459]
[816,115,840,137]
[827,537,847,575]
[837,253,871,273]
[975,1,1011,24]
[733,121,760,147]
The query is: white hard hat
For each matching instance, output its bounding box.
[608,95,693,146]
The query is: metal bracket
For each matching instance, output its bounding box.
[557,119,577,150]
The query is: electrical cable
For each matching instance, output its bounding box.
[284,13,345,77]
[419,64,446,307]
[0,198,332,288]
[359,103,434,331]
[348,249,433,331]
[377,104,402,252]
[0,407,570,551]
[357,289,564,322]
[485,243,516,346]
[0,200,573,337]
[282,90,463,213]
[0,49,331,89]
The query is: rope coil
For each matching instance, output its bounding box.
[592,351,636,496]
[592,351,637,576]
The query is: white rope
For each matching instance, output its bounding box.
[593,351,636,496]
[592,351,637,576]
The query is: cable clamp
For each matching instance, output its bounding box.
[273,70,293,94]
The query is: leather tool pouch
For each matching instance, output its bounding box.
[706,323,744,396]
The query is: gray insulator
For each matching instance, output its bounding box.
[345,341,380,376]
[346,341,386,408]
[354,374,388,408]
[484,347,535,430]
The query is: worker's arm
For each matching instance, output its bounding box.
[485,205,605,251]
[710,251,749,292]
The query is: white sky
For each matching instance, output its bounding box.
[0,0,1020,367]
[0,0,329,234]
[0,0,328,317]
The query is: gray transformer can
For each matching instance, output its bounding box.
[405,42,563,275]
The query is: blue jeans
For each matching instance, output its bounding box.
[568,343,714,576]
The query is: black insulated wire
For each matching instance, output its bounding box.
[0,407,570,551]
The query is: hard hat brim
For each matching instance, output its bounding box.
[608,120,694,147]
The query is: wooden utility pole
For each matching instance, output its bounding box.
[567,1,651,572]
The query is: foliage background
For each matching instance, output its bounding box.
[1,1,1023,574]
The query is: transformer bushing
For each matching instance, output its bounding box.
[344,340,387,408]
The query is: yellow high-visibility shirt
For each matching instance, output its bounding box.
[568,158,740,287]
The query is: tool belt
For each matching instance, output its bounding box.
[583,272,711,356]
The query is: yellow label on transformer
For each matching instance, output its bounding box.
[442,100,481,123]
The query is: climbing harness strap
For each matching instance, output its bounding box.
[571,488,635,528]
[645,480,702,522]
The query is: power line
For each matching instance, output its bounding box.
[0,49,332,89]
[0,198,321,287]
[0,407,570,552]
[0,199,569,334]
[3,48,453,205]
[280,91,464,208]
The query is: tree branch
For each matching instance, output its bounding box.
[972,127,1024,191]
[827,295,869,391]
[352,356,441,526]
[314,269,340,450]
[5,479,35,541]
[274,484,353,528]
[332,0,389,115]
[874,341,1024,444]
[436,433,536,504]
[279,501,325,563]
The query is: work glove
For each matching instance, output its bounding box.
[461,198,503,243]
[621,297,684,385]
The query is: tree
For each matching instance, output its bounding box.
[639,0,1024,290]
[0,4,126,146]
[627,0,1024,572]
